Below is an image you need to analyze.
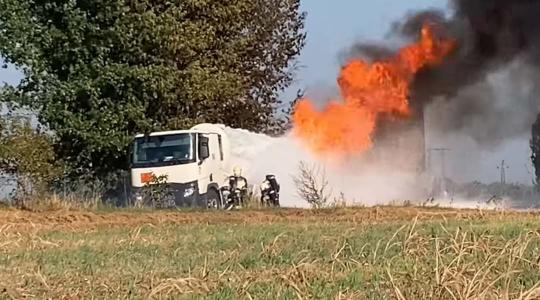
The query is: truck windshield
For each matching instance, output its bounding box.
[133,133,195,167]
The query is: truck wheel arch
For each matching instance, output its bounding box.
[207,183,220,193]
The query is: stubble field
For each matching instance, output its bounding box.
[1,206,540,299]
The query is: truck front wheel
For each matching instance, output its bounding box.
[205,188,221,210]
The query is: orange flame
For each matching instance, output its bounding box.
[293,24,456,158]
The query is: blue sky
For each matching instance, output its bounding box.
[0,62,20,86]
[0,0,533,184]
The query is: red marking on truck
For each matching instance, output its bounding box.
[141,172,154,184]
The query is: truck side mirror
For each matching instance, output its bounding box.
[198,135,210,162]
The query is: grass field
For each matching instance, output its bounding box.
[1,207,540,299]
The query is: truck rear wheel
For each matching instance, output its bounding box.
[206,188,221,210]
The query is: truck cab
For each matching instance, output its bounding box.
[130,124,230,208]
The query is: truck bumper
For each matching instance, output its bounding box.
[132,181,204,208]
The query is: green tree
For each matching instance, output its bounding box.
[0,0,306,179]
[531,114,540,189]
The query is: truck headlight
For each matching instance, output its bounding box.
[184,187,195,198]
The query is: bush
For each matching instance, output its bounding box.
[0,116,61,205]
[293,161,331,209]
[138,175,174,209]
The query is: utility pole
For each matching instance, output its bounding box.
[428,147,451,197]
[497,160,509,184]
[428,148,451,179]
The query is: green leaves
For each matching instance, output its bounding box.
[0,0,306,180]
[0,116,61,199]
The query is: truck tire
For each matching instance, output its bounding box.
[206,188,221,210]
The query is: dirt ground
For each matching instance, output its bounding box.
[0,206,538,232]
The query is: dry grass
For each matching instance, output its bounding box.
[12,193,103,212]
[387,222,540,299]
[0,208,539,299]
[0,206,534,232]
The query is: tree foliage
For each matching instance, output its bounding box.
[0,115,61,200]
[0,0,306,178]
[531,114,540,189]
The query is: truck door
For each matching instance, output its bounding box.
[197,134,211,194]
[197,133,221,193]
[207,134,221,183]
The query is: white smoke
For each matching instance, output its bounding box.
[223,125,538,210]
[224,126,433,208]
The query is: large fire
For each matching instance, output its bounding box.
[293,24,456,158]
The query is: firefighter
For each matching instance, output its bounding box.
[227,166,248,208]
[260,174,280,207]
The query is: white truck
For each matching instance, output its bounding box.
[130,124,232,208]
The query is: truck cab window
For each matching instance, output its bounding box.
[198,134,210,160]
[132,133,195,167]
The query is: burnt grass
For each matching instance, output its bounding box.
[0,207,540,299]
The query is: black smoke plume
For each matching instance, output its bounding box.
[346,0,540,145]
[408,0,540,104]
